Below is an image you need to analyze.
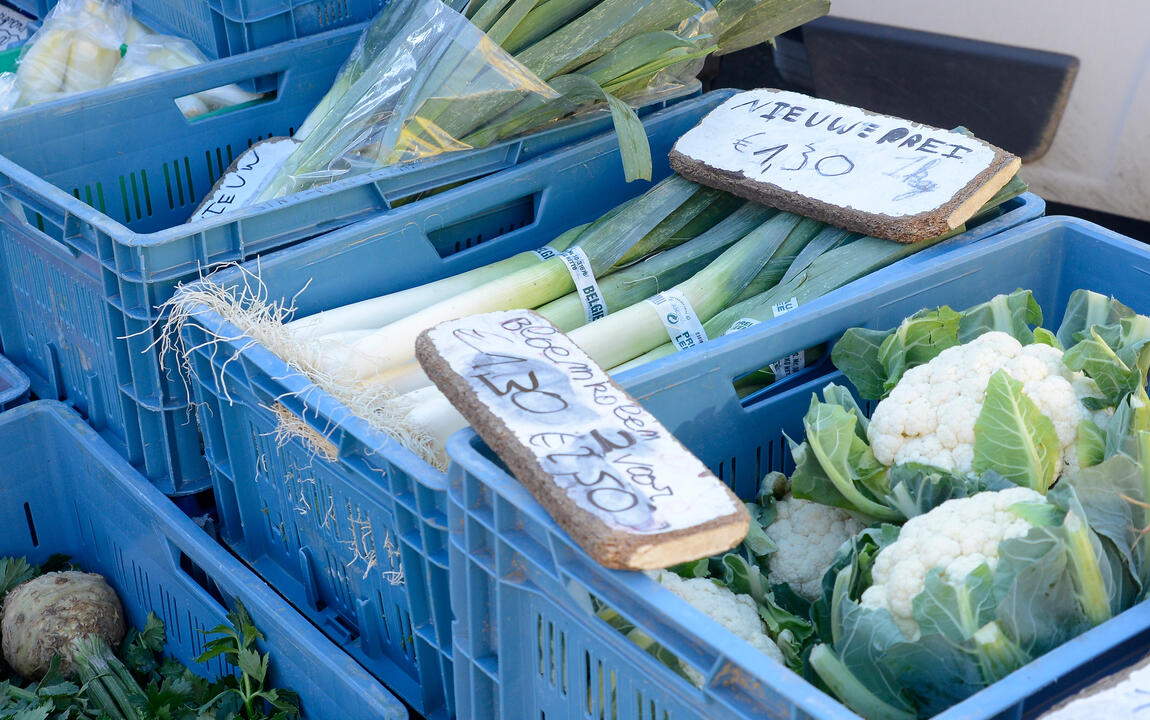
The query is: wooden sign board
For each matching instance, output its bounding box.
[669,89,1021,243]
[416,310,749,570]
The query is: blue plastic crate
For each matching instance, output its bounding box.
[5,0,385,58]
[445,216,1150,720]
[0,400,407,720]
[0,25,699,495]
[0,352,30,410]
[176,113,1041,718]
[174,93,732,719]
[1,0,41,22]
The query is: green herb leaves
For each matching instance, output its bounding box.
[196,601,301,720]
[1,562,300,720]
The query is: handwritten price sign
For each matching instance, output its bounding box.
[192,138,297,221]
[416,310,748,569]
[0,5,30,51]
[670,89,1020,242]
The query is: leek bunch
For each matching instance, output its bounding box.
[171,174,1026,471]
[255,0,829,200]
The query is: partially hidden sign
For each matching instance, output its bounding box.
[191,137,298,221]
[415,310,749,569]
[670,89,1021,243]
[0,5,31,50]
[1038,653,1150,719]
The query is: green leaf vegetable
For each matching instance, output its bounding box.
[789,290,1150,523]
[0,557,299,720]
[807,484,1120,719]
[581,291,1150,720]
[723,290,1150,718]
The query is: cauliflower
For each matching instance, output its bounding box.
[652,570,783,685]
[868,332,1105,481]
[859,486,1044,639]
[763,495,866,600]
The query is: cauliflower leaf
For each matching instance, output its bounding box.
[832,289,1042,401]
[972,369,1062,491]
[810,488,1122,719]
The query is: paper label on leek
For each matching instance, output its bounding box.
[533,244,560,260]
[647,289,706,350]
[767,299,803,377]
[770,352,804,379]
[772,297,799,317]
[724,317,760,335]
[559,247,608,322]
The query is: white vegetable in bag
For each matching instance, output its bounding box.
[7,4,261,116]
[15,0,129,105]
[0,71,19,111]
[109,34,262,118]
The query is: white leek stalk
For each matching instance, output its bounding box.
[319,175,700,379]
[286,222,588,340]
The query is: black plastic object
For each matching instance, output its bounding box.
[798,16,1079,162]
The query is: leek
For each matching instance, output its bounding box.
[568,213,821,369]
[538,201,771,330]
[255,0,827,200]
[620,177,1029,370]
[321,174,701,379]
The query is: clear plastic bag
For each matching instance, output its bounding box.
[629,0,718,103]
[7,4,263,115]
[249,0,822,205]
[109,34,262,118]
[14,0,130,106]
[0,72,19,111]
[258,0,561,200]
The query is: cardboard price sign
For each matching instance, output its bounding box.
[416,310,749,569]
[192,138,298,220]
[670,89,1021,243]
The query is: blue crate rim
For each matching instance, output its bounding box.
[0,36,705,250]
[4,399,408,717]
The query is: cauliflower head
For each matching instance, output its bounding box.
[859,486,1044,639]
[653,570,783,685]
[867,331,1107,480]
[764,495,866,600]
